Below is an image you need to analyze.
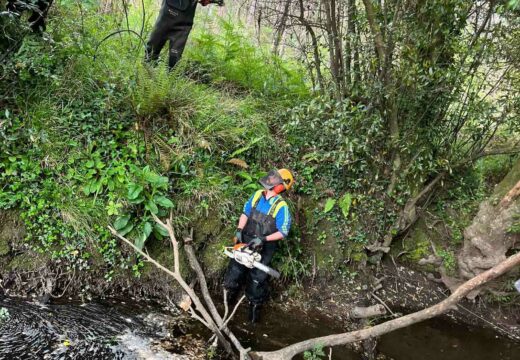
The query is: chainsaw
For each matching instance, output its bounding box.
[224,243,281,279]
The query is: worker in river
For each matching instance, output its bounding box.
[145,0,216,69]
[223,169,294,324]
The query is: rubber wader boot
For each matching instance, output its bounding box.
[248,304,261,324]
[226,289,240,308]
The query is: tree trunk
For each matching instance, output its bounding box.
[458,158,520,279]
[298,0,324,92]
[361,0,385,68]
[272,0,291,57]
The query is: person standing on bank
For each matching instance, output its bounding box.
[145,0,212,69]
[223,169,294,324]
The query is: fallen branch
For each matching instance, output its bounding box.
[250,251,520,360]
[370,292,396,317]
[500,179,520,208]
[184,233,223,325]
[108,224,236,357]
[209,295,246,344]
[222,295,246,329]
[183,232,250,358]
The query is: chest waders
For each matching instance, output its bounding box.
[145,0,197,69]
[223,192,287,308]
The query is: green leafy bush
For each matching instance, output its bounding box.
[185,19,308,100]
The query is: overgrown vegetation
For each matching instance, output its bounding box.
[0,0,519,295]
[248,0,520,271]
[0,1,308,282]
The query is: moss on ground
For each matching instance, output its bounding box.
[391,218,433,268]
[491,158,520,203]
[7,252,47,272]
[201,236,229,278]
[0,237,9,257]
[299,197,342,271]
[0,210,25,256]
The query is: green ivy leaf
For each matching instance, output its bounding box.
[154,223,169,237]
[127,183,143,200]
[143,222,152,238]
[135,222,152,250]
[135,236,145,251]
[339,193,352,218]
[114,215,131,230]
[119,223,134,236]
[324,198,336,213]
[128,195,144,204]
[154,195,174,208]
[144,171,169,187]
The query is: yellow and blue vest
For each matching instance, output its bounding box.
[243,190,291,237]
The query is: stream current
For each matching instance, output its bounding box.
[0,297,519,359]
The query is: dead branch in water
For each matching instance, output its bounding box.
[109,214,249,359]
[183,231,250,359]
[250,251,520,360]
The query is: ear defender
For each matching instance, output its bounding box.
[273,184,286,195]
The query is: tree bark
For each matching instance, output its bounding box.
[323,0,344,97]
[459,159,520,279]
[250,251,520,360]
[272,0,291,57]
[361,0,385,68]
[298,0,324,92]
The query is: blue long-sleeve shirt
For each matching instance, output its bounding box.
[243,191,291,237]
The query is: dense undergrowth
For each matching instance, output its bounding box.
[0,1,518,295]
[0,1,308,282]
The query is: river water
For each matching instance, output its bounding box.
[230,303,520,360]
[0,297,198,359]
[0,297,519,359]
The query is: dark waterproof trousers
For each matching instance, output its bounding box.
[145,0,197,69]
[223,241,277,306]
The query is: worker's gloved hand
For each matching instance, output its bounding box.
[199,0,211,6]
[247,237,266,251]
[233,228,243,244]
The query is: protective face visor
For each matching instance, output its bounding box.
[258,170,284,190]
